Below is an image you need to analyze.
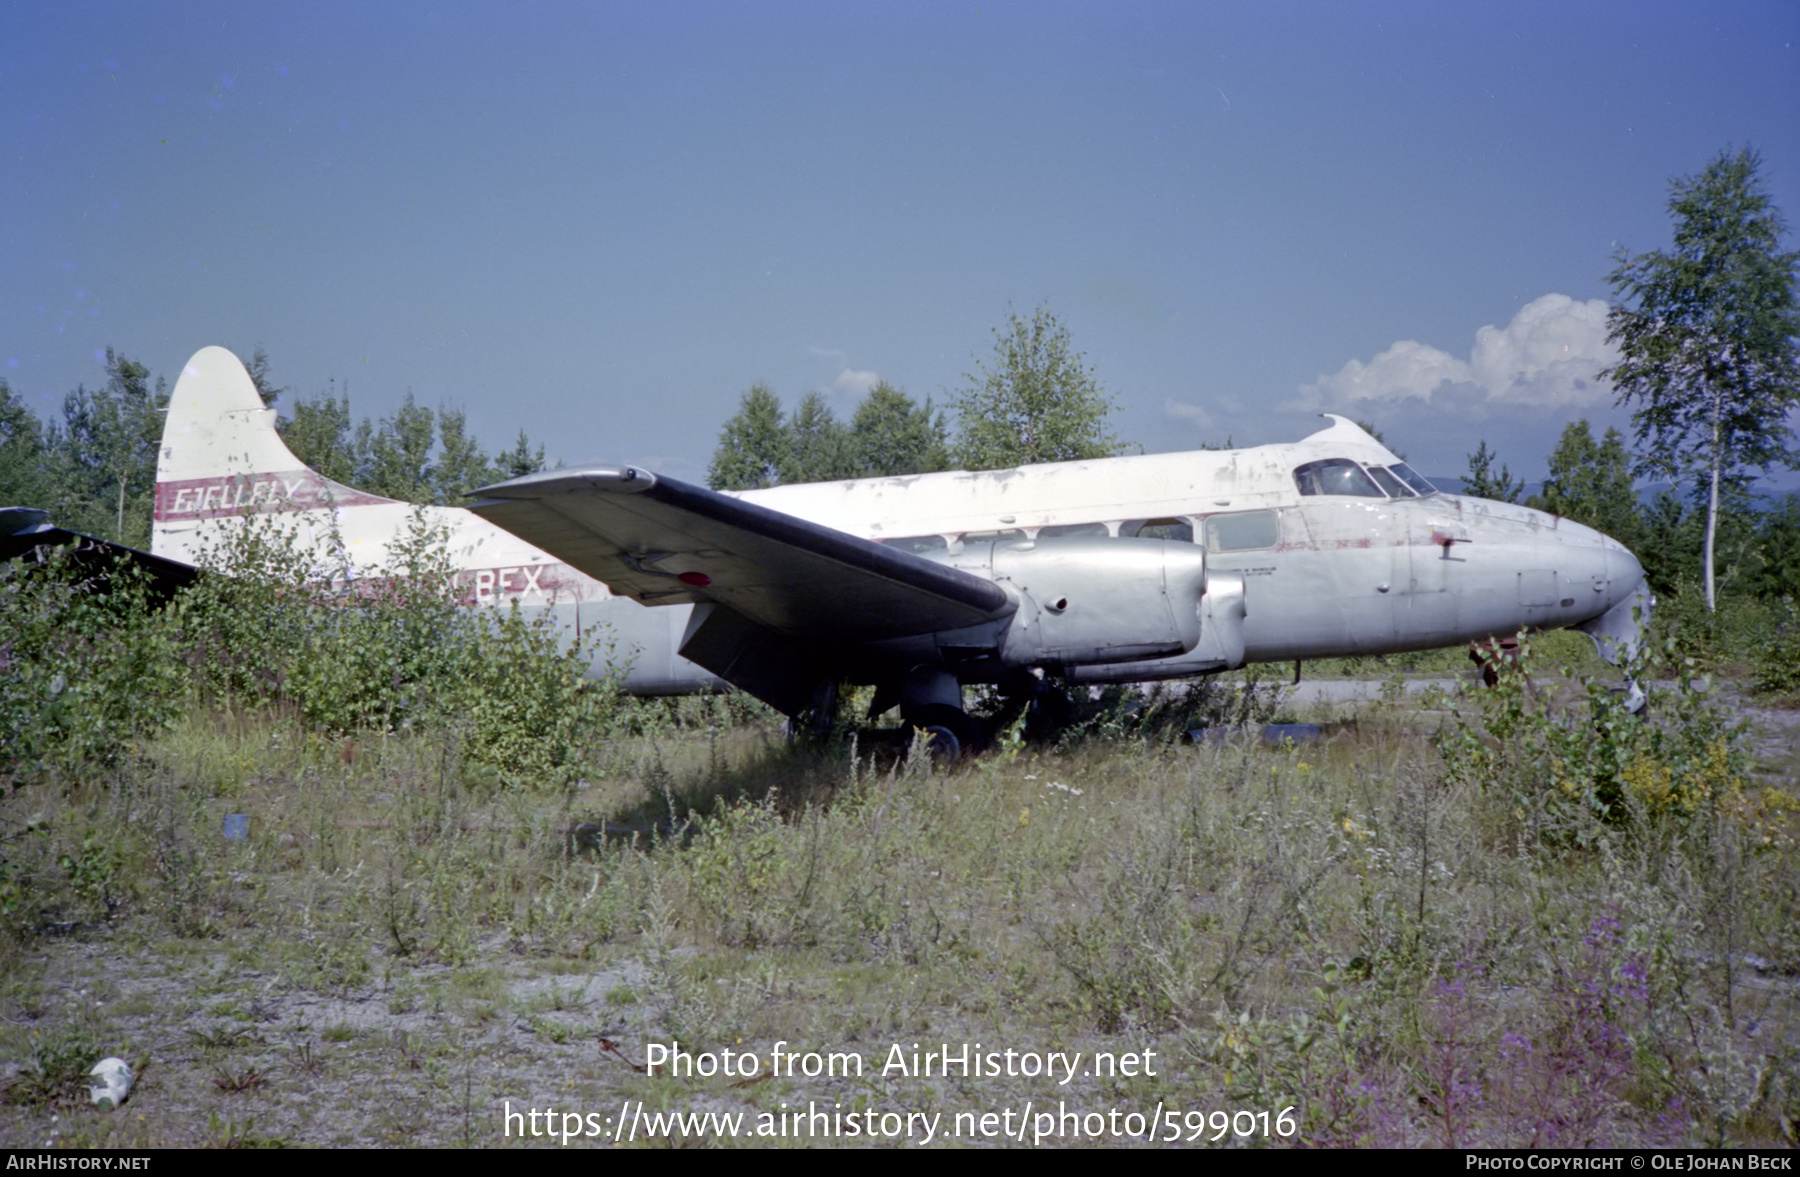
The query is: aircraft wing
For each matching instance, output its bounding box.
[467,467,1013,643]
[2,506,200,603]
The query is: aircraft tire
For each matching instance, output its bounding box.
[920,724,962,762]
[909,703,980,762]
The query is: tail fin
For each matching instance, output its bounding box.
[154,346,398,565]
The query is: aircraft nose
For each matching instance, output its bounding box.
[1576,521,1646,610]
[1605,533,1646,604]
[1540,514,1641,613]
[1575,525,1652,666]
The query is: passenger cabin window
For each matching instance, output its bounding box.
[884,535,948,554]
[955,529,1028,549]
[1293,458,1385,498]
[1122,517,1194,543]
[1204,510,1279,553]
[1037,522,1110,539]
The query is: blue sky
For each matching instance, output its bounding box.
[4,1,1797,486]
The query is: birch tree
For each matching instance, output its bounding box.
[1604,147,1800,611]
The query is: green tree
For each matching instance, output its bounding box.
[48,350,167,545]
[1462,440,1523,502]
[245,346,285,408]
[849,381,949,478]
[1745,494,1800,602]
[431,407,499,502]
[494,430,547,481]
[1529,421,1641,552]
[779,392,854,485]
[953,305,1127,470]
[362,393,437,502]
[281,381,548,504]
[1633,491,1702,598]
[279,384,360,486]
[707,383,787,490]
[1603,146,1800,611]
[0,380,50,508]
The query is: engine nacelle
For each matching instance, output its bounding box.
[1065,569,1246,684]
[924,536,1208,668]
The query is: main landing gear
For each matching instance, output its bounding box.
[875,667,984,762]
[886,670,1081,761]
[904,703,982,762]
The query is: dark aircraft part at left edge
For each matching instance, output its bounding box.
[1,507,200,605]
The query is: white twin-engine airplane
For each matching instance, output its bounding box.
[154,346,1649,752]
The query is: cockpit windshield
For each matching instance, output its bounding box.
[1294,458,1438,499]
[1293,458,1385,498]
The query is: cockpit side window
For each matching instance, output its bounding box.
[1387,463,1438,496]
[1293,458,1385,498]
[1366,465,1413,498]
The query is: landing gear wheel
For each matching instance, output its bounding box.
[907,703,981,763]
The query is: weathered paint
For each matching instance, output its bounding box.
[154,347,1647,701]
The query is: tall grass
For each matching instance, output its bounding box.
[0,528,1794,1145]
[2,669,1792,1145]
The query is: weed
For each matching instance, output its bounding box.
[389,1030,429,1072]
[8,1024,102,1109]
[521,1014,580,1045]
[288,1038,327,1077]
[205,1111,288,1149]
[211,1064,270,1094]
[189,1025,257,1053]
[1750,597,1800,699]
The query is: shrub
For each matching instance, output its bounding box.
[0,549,184,785]
[1751,597,1800,698]
[178,509,465,734]
[4,508,632,788]
[1434,633,1754,831]
[438,602,629,788]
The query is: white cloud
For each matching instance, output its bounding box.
[832,366,880,397]
[809,346,880,398]
[1305,339,1471,405]
[1162,398,1213,428]
[1297,294,1618,411]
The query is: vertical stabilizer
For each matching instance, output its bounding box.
[153,346,399,566]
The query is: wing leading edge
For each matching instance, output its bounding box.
[468,467,1015,710]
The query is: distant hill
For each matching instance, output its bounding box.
[1430,475,1799,509]
[1430,476,1545,501]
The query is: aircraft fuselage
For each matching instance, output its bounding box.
[152,348,1646,714]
